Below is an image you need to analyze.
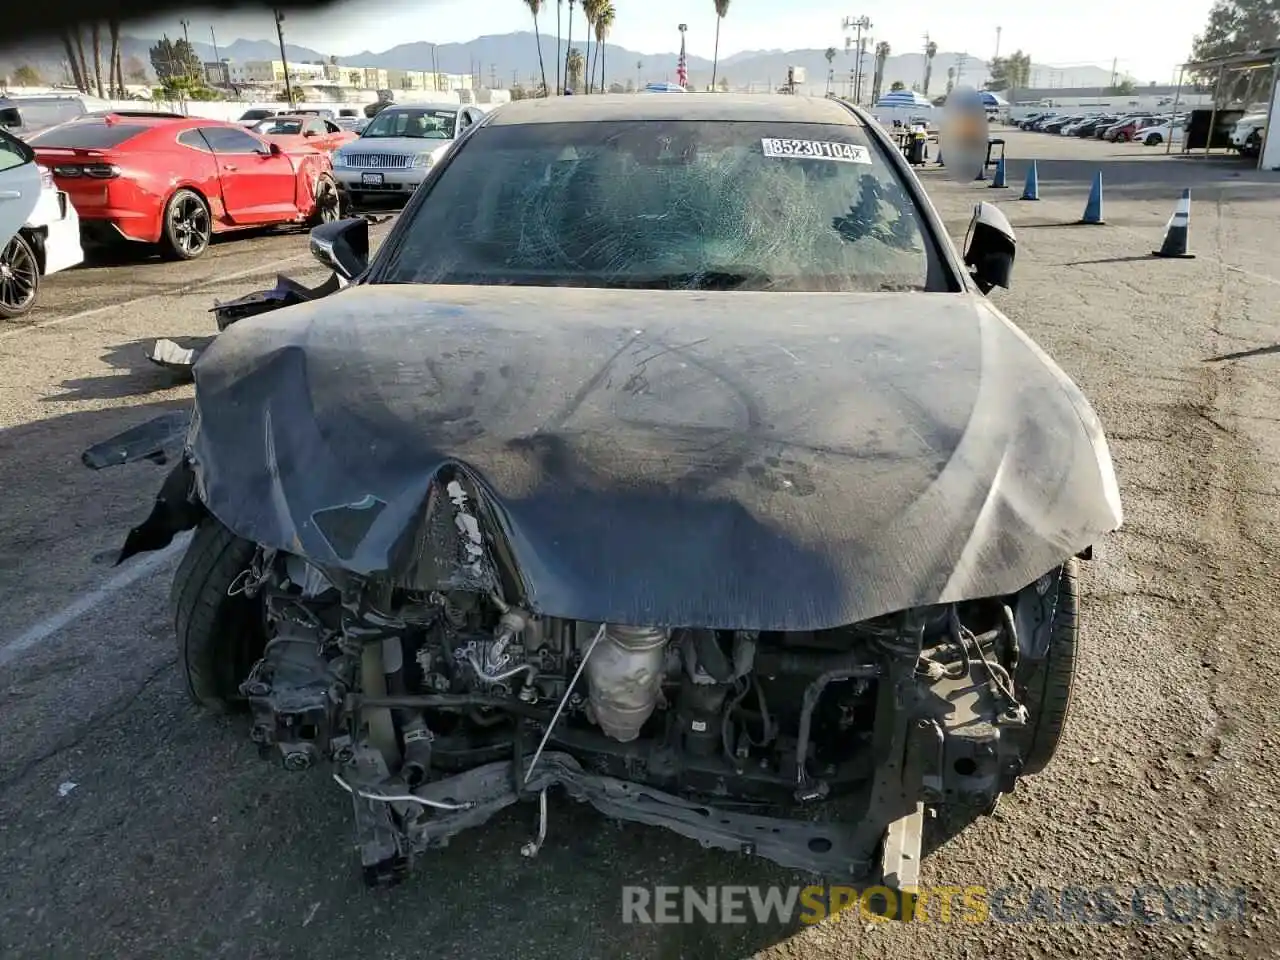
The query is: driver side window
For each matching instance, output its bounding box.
[0,128,34,172]
[200,125,269,154]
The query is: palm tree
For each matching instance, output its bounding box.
[524,0,550,97]
[922,40,937,96]
[871,41,890,103]
[581,0,601,93]
[594,2,614,92]
[59,29,87,92]
[552,0,563,93]
[108,20,121,97]
[566,47,585,90]
[824,46,836,95]
[562,0,577,91]
[710,0,730,89]
[90,22,105,98]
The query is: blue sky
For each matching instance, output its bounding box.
[136,0,1216,83]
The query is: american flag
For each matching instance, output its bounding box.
[676,35,688,88]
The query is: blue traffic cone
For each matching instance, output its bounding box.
[989,156,1008,188]
[1078,171,1104,224]
[1152,188,1195,258]
[1019,161,1040,200]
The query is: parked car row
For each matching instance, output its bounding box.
[0,99,486,316]
[1016,110,1187,146]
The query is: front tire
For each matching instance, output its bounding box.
[160,188,212,261]
[0,232,40,319]
[1017,558,1081,776]
[171,519,267,712]
[309,173,342,227]
[1144,133,1162,146]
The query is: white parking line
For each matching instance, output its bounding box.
[0,253,311,341]
[0,534,190,669]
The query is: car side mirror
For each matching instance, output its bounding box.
[963,201,1016,295]
[310,217,369,280]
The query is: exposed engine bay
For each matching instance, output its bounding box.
[233,473,1068,889]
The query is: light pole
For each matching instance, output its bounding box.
[842,16,871,102]
[273,9,293,105]
[994,26,1002,62]
[839,16,870,103]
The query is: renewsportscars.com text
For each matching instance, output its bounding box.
[621,885,1248,925]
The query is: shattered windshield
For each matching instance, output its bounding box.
[361,108,457,140]
[378,119,937,292]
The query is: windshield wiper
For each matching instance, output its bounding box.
[599,267,774,291]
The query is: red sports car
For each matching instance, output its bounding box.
[29,111,342,260]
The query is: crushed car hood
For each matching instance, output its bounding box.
[187,284,1122,631]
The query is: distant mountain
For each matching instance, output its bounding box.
[1,30,1118,93]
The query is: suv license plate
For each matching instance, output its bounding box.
[361,172,384,185]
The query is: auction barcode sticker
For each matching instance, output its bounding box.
[761,138,872,163]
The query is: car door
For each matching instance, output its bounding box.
[320,119,354,152]
[305,117,337,152]
[198,124,298,224]
[0,129,41,248]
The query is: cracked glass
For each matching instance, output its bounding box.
[380,120,937,292]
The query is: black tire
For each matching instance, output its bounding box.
[1017,557,1080,776]
[308,173,342,227]
[1115,131,1129,143]
[1144,133,1162,146]
[171,518,267,712]
[0,232,41,319]
[346,190,365,209]
[159,188,212,261]
[1242,131,1261,159]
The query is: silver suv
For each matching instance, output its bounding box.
[0,94,110,139]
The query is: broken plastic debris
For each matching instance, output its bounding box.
[147,338,200,372]
[57,781,77,797]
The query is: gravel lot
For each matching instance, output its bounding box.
[0,130,1276,960]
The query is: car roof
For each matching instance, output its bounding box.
[487,93,860,126]
[62,112,203,129]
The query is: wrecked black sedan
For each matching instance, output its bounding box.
[101,94,1123,890]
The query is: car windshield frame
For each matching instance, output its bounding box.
[369,114,958,294]
[359,108,458,140]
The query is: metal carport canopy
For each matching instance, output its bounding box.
[1170,45,1280,169]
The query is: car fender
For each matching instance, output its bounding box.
[292,150,334,216]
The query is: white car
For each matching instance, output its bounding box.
[330,102,489,205]
[1231,113,1267,158]
[0,129,83,318]
[1138,121,1185,146]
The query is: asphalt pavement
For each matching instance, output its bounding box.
[0,131,1278,960]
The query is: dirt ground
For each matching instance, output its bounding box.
[0,130,1277,960]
